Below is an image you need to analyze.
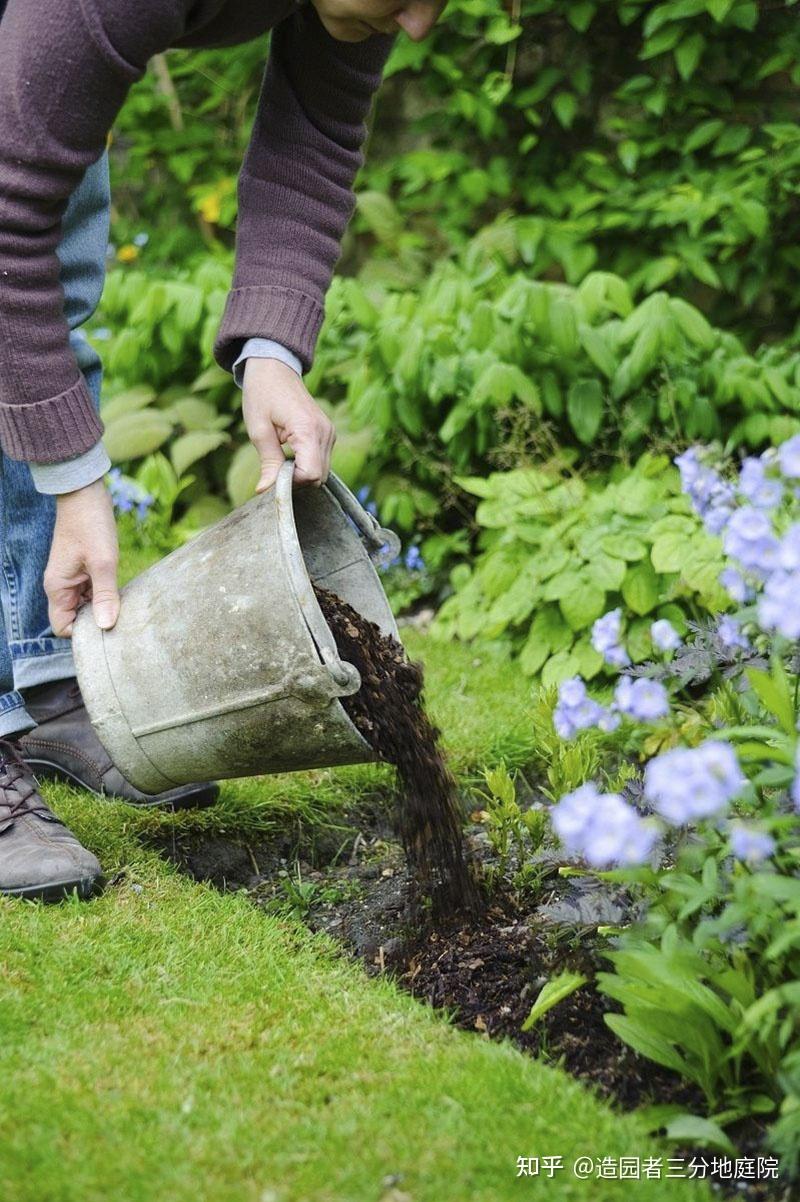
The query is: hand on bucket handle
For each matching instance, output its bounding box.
[44,479,120,637]
[241,358,336,493]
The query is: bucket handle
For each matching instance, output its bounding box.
[325,473,401,566]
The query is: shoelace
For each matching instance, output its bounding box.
[0,740,53,823]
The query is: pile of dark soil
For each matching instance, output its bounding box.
[313,585,482,922]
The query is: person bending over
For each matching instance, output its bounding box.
[0,0,443,901]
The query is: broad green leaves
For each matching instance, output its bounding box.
[437,454,726,680]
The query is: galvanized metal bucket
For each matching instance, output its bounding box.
[72,461,401,794]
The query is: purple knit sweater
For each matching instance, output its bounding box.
[0,0,394,463]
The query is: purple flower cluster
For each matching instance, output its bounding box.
[643,740,746,825]
[723,508,779,578]
[550,782,659,868]
[553,678,618,738]
[614,676,670,721]
[738,454,783,511]
[676,437,800,643]
[729,822,775,864]
[554,672,669,740]
[675,447,736,534]
[107,468,153,522]
[591,608,630,667]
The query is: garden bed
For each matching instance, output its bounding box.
[148,787,786,1202]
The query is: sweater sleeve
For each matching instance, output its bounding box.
[0,0,184,462]
[213,6,395,375]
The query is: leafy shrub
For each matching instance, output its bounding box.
[363,0,800,338]
[433,452,728,683]
[93,246,800,562]
[525,434,800,1166]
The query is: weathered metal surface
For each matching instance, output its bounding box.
[73,463,400,793]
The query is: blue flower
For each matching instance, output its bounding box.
[758,570,800,639]
[719,567,754,604]
[404,545,425,572]
[650,619,681,652]
[779,524,800,571]
[729,822,775,864]
[738,456,783,511]
[133,231,150,247]
[106,470,153,523]
[614,676,670,722]
[551,783,659,868]
[553,677,610,739]
[356,485,378,518]
[717,615,750,652]
[675,447,736,533]
[778,433,800,480]
[644,741,746,825]
[591,608,630,667]
[723,507,780,577]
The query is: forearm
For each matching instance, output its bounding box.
[214,5,395,374]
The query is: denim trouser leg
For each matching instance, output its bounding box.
[0,153,110,739]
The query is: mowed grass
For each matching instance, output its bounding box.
[0,539,711,1201]
[0,799,709,1202]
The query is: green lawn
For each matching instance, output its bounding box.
[0,546,710,1201]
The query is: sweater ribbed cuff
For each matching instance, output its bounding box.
[213,286,324,375]
[0,376,105,464]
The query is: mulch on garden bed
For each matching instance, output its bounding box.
[149,792,788,1201]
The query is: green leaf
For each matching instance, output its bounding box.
[600,533,648,561]
[170,430,228,478]
[684,118,724,152]
[669,298,716,351]
[567,379,604,444]
[746,663,797,736]
[651,532,687,572]
[103,410,173,463]
[356,190,403,244]
[101,386,157,424]
[604,1014,691,1077]
[165,397,222,431]
[226,442,262,508]
[622,561,661,615]
[578,323,617,379]
[559,579,606,632]
[552,92,578,129]
[585,555,627,592]
[663,1116,736,1155]
[675,33,705,80]
[521,972,588,1030]
[191,364,230,392]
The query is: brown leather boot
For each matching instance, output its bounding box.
[0,740,102,902]
[19,679,219,810]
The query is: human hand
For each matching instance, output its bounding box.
[241,357,336,493]
[44,479,120,637]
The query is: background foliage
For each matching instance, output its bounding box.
[95,0,800,656]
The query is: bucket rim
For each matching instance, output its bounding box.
[275,461,367,696]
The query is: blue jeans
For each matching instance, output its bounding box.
[0,153,110,738]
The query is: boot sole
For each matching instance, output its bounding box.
[24,759,219,811]
[1,874,102,903]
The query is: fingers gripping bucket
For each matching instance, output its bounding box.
[72,462,402,794]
